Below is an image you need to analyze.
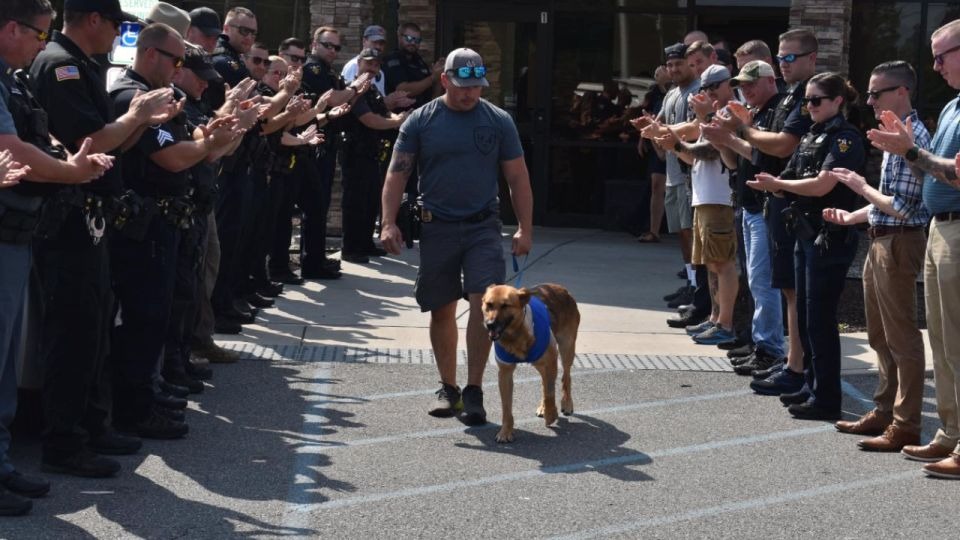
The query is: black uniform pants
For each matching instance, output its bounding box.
[212,166,253,314]
[242,168,273,292]
[340,149,382,256]
[298,147,337,273]
[34,210,113,460]
[163,218,206,377]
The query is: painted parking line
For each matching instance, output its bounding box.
[552,469,919,539]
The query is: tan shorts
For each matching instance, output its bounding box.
[692,204,737,265]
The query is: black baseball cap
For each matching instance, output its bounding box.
[189,7,222,38]
[64,0,139,23]
[183,47,221,82]
[358,47,381,61]
[664,42,688,61]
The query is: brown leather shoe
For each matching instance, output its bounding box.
[858,425,920,452]
[901,442,955,462]
[835,409,892,436]
[922,453,960,479]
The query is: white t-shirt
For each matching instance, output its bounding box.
[691,134,732,207]
[341,56,386,95]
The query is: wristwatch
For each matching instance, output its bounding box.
[905,145,920,162]
[674,142,683,153]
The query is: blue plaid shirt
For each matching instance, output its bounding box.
[871,110,931,226]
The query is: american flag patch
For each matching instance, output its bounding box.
[55,65,80,81]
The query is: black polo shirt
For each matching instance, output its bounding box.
[383,50,432,109]
[110,69,192,197]
[29,31,121,195]
[737,93,787,213]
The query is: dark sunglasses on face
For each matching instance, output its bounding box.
[282,53,305,63]
[319,41,342,52]
[230,24,257,38]
[801,95,834,107]
[245,55,268,66]
[401,34,422,44]
[701,80,728,92]
[449,65,486,79]
[865,85,902,100]
[155,48,185,68]
[776,50,814,64]
[934,43,960,66]
[15,20,48,41]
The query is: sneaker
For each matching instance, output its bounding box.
[461,385,487,426]
[717,338,749,351]
[750,366,805,396]
[779,388,811,407]
[0,487,31,516]
[730,352,755,367]
[663,285,689,302]
[666,286,694,309]
[42,449,121,478]
[685,320,714,336]
[733,348,780,376]
[666,310,708,329]
[727,343,755,359]
[692,325,736,345]
[428,383,462,418]
[752,360,784,380]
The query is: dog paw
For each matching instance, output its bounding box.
[536,404,545,418]
[495,428,514,443]
[543,408,558,426]
[561,397,574,416]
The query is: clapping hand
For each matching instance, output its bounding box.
[0,149,30,188]
[295,124,325,146]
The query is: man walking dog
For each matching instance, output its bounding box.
[381,48,533,425]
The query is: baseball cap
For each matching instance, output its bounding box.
[443,47,489,88]
[189,7,222,38]
[700,64,731,87]
[183,47,221,82]
[729,60,776,87]
[363,25,387,42]
[146,2,190,38]
[664,42,688,61]
[358,47,381,61]
[64,0,138,23]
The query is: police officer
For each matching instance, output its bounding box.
[383,22,442,111]
[340,48,408,264]
[747,72,865,421]
[29,0,179,477]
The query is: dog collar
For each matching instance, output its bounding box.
[494,296,551,364]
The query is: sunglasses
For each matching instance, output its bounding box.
[401,34,422,44]
[15,19,48,41]
[229,24,258,38]
[801,94,835,107]
[934,43,960,67]
[319,41,342,52]
[155,47,185,68]
[245,55,269,66]
[776,50,814,64]
[449,65,486,79]
[282,52,305,63]
[701,80,728,92]
[865,85,902,100]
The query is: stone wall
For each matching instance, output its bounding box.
[398,0,439,62]
[788,0,853,75]
[309,0,376,64]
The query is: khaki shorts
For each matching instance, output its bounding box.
[664,182,693,233]
[692,204,737,265]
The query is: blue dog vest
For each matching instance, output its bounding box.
[494,296,552,364]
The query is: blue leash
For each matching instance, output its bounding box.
[511,254,528,287]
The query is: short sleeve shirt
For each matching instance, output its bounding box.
[383,50,432,108]
[659,79,700,187]
[341,57,386,95]
[736,92,786,213]
[395,97,523,220]
[0,62,16,135]
[922,96,960,214]
[781,80,813,138]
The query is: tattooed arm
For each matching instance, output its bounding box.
[380,150,417,254]
[907,149,958,186]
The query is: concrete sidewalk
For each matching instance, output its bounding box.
[222,226,929,375]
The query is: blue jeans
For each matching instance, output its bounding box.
[0,242,31,474]
[742,210,785,357]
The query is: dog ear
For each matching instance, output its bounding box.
[517,288,532,306]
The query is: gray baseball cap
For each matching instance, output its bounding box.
[443,48,489,88]
[700,64,731,87]
[363,25,387,42]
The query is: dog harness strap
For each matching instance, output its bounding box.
[494,296,552,364]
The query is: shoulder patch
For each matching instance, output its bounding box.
[55,65,80,82]
[311,65,320,75]
[156,128,175,147]
[229,60,240,71]
[836,137,851,153]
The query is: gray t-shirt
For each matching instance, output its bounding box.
[658,79,700,187]
[395,97,523,221]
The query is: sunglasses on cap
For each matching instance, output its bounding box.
[448,66,486,79]
[229,24,257,38]
[15,20,48,42]
[865,85,902,100]
[401,34,422,44]
[244,55,269,66]
[319,41,342,52]
[701,79,728,92]
[776,50,814,64]
[155,48,185,69]
[801,94,835,107]
[282,52,305,63]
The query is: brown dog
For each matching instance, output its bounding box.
[481,283,580,443]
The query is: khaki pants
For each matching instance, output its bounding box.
[925,218,960,452]
[863,229,926,434]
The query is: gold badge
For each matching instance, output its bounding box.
[837,138,851,153]
[800,104,810,116]
[229,60,239,71]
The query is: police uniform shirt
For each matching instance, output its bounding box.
[0,61,17,136]
[111,70,192,197]
[302,56,345,150]
[180,94,217,194]
[29,31,121,194]
[211,35,250,88]
[781,78,813,138]
[383,50,431,109]
[785,113,865,212]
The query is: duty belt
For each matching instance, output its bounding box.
[155,195,196,230]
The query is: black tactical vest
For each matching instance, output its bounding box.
[781,116,862,213]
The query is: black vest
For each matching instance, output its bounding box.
[341,87,390,158]
[781,115,862,214]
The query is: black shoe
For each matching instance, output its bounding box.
[428,382,462,418]
[730,352,754,367]
[0,487,31,516]
[726,343,755,359]
[245,293,274,309]
[366,246,388,257]
[155,406,186,422]
[750,367,806,396]
[185,362,213,381]
[341,252,370,264]
[666,311,708,329]
[117,409,188,440]
[87,430,142,456]
[676,268,686,279]
[788,401,841,421]
[154,391,188,410]
[663,285,689,302]
[213,317,242,335]
[461,385,487,426]
[159,381,190,398]
[666,286,694,309]
[219,307,255,324]
[301,266,342,280]
[780,389,811,407]
[193,342,240,364]
[733,349,780,376]
[752,360,785,380]
[272,270,305,285]
[717,338,749,351]
[321,258,342,270]
[257,281,284,297]
[163,372,204,394]
[42,450,120,478]
[0,471,50,498]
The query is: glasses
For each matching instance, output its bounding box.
[229,24,258,38]
[16,20,48,41]
[776,50,814,64]
[801,95,835,107]
[865,85,902,100]
[155,48,185,68]
[401,34,422,44]
[449,65,486,79]
[244,55,268,66]
[319,41,342,52]
[701,80,728,92]
[282,52,305,63]
[934,43,960,66]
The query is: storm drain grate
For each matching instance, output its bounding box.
[216,343,734,372]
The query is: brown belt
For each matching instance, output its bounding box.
[867,225,924,239]
[933,211,960,222]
